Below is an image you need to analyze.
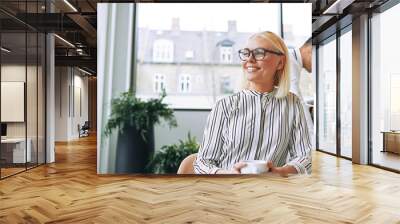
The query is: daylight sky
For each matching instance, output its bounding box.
[137,3,311,37]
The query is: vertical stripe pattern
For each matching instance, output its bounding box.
[193,89,312,174]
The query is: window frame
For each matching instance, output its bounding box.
[178,74,191,93]
[154,73,166,93]
[315,24,353,161]
[220,46,233,64]
[368,0,400,173]
[152,39,174,63]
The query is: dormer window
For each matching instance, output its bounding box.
[153,39,174,63]
[217,39,235,64]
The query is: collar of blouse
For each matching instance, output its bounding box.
[242,88,277,98]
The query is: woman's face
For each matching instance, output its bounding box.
[241,36,285,87]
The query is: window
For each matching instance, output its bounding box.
[371,3,400,171]
[282,3,312,48]
[178,74,191,93]
[153,39,174,63]
[0,1,46,179]
[339,28,352,158]
[154,74,166,93]
[220,76,233,94]
[317,37,337,155]
[390,75,400,129]
[136,3,309,109]
[220,46,233,64]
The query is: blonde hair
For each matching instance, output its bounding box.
[243,31,290,98]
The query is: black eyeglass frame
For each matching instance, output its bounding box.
[238,48,284,61]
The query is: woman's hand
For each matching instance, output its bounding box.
[216,162,247,174]
[267,161,297,177]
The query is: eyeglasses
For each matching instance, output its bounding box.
[238,48,283,61]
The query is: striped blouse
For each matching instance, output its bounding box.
[193,88,312,174]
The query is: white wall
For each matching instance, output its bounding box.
[71,72,89,138]
[55,67,68,141]
[55,67,89,141]
[76,73,89,126]
[1,65,35,137]
[1,65,26,137]
[1,63,46,164]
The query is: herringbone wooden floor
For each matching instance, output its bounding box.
[1,135,400,224]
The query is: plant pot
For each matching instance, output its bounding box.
[115,125,154,173]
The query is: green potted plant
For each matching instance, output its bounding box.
[147,133,199,174]
[104,90,177,173]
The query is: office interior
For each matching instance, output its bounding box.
[0,0,400,222]
[1,0,398,178]
[0,0,97,179]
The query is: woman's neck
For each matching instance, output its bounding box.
[248,83,274,93]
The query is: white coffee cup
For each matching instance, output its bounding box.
[240,160,269,174]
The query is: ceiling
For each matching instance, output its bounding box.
[0,0,393,75]
[1,0,98,74]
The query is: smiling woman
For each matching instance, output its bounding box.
[98,3,312,174]
[193,31,312,176]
